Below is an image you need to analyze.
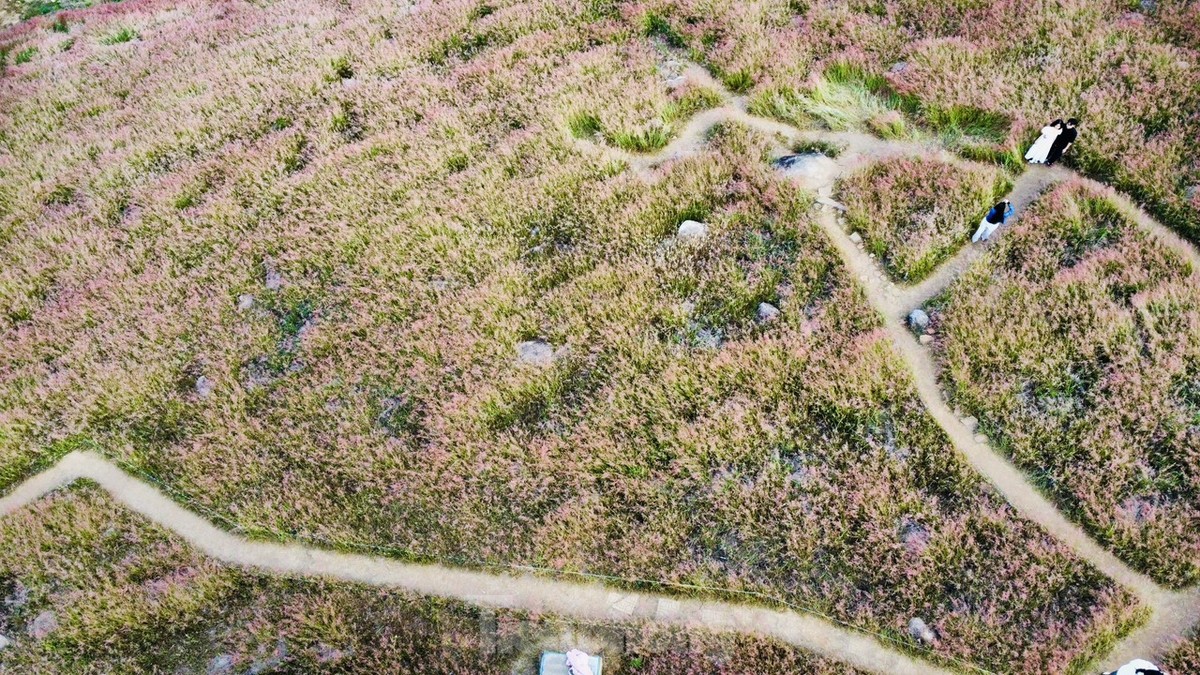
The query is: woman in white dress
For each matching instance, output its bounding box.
[1025,119,1063,164]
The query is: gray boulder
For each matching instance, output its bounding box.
[773,153,840,190]
[907,309,930,332]
[195,375,214,399]
[757,302,781,321]
[849,232,863,245]
[27,611,57,640]
[908,617,937,645]
[0,634,11,651]
[677,219,709,241]
[516,339,555,367]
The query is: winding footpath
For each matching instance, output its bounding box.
[4,71,1200,674]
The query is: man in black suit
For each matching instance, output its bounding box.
[1046,117,1079,165]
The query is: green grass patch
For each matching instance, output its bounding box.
[14,47,37,64]
[100,26,138,45]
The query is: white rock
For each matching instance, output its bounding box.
[516,340,555,367]
[0,635,11,651]
[757,302,781,321]
[195,375,214,399]
[677,219,709,241]
[773,153,840,190]
[908,617,936,644]
[918,334,933,345]
[27,611,57,640]
[974,433,988,444]
[849,232,862,244]
[237,294,255,310]
[815,196,847,211]
[665,75,687,89]
[907,309,930,331]
[962,416,978,432]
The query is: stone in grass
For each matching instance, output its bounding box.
[237,294,255,310]
[773,154,840,190]
[815,196,847,212]
[757,302,781,321]
[0,634,11,651]
[665,75,687,89]
[677,219,709,241]
[961,416,978,432]
[516,339,555,367]
[918,334,933,345]
[849,232,863,245]
[264,263,284,291]
[207,654,236,675]
[908,617,937,645]
[1186,185,1199,202]
[195,375,215,399]
[27,611,57,640]
[907,309,930,333]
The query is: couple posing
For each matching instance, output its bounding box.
[1025,118,1078,165]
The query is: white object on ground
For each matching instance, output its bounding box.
[566,649,595,675]
[539,650,603,675]
[677,219,708,241]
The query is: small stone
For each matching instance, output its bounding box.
[430,278,449,292]
[265,268,283,291]
[195,375,214,399]
[677,219,708,241]
[237,294,255,310]
[962,416,978,432]
[1186,185,1199,202]
[665,75,686,89]
[0,634,11,651]
[694,328,721,350]
[907,308,930,332]
[815,196,848,211]
[207,654,235,675]
[757,302,781,321]
[974,433,988,444]
[516,339,555,367]
[849,232,862,244]
[27,611,57,640]
[908,617,937,645]
[889,60,908,74]
[918,334,933,345]
[1139,0,1156,12]
[817,185,833,198]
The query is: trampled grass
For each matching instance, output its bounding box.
[0,0,1161,671]
[838,157,1012,283]
[931,181,1200,586]
[0,483,864,673]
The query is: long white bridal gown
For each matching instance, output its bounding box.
[1025,124,1061,164]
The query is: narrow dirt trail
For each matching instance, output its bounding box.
[0,451,954,675]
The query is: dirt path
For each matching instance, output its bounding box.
[0,451,954,675]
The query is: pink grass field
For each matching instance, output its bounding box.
[2,0,1194,671]
[931,181,1200,587]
